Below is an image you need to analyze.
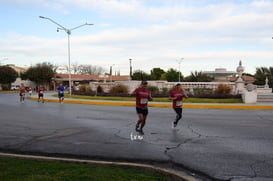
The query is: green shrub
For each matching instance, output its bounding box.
[79,85,87,92]
[109,84,129,94]
[160,87,169,94]
[193,87,214,95]
[148,86,159,94]
[2,84,10,90]
[215,84,232,94]
[97,85,104,93]
[79,85,92,93]
[86,87,91,93]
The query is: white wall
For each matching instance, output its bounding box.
[90,81,238,94]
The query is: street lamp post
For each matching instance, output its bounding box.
[271,75,273,93]
[39,16,93,96]
[177,58,183,82]
[129,59,132,81]
[110,64,115,82]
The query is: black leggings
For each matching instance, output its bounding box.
[174,108,182,124]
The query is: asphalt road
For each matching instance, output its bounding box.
[0,92,273,181]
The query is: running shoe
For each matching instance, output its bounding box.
[135,124,139,132]
[172,122,177,129]
[138,129,144,135]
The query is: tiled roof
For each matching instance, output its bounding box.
[229,75,255,83]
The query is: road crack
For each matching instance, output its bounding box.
[249,157,273,179]
[16,128,88,150]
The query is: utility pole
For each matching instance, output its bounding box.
[271,36,273,93]
[110,64,115,82]
[129,59,132,81]
[177,58,183,82]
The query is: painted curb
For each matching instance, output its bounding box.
[0,152,196,181]
[29,97,273,110]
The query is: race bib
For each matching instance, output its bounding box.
[60,91,64,94]
[140,98,148,104]
[40,91,43,94]
[176,101,183,107]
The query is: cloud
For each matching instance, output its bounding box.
[1,0,273,75]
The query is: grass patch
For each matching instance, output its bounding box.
[0,157,180,181]
[0,90,19,92]
[57,94,243,103]
[183,98,242,103]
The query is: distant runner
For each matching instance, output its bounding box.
[132,80,153,135]
[37,85,45,103]
[19,83,26,103]
[57,83,65,104]
[28,86,32,96]
[169,83,188,128]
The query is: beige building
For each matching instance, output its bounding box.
[0,64,35,90]
[7,64,27,75]
[203,68,236,82]
[9,65,35,88]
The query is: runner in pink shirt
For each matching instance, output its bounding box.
[19,83,26,103]
[28,86,32,96]
[132,80,153,135]
[37,85,45,103]
[169,83,188,128]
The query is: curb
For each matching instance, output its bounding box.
[0,152,196,181]
[29,97,273,110]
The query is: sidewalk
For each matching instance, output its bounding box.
[29,91,273,110]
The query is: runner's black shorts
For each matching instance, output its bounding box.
[174,107,182,115]
[38,93,44,98]
[136,107,148,116]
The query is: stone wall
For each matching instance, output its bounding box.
[90,81,237,94]
[89,80,271,96]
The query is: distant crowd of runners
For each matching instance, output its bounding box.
[19,80,188,135]
[19,83,65,104]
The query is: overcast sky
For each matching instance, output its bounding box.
[0,0,273,76]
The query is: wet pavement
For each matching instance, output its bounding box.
[0,92,273,181]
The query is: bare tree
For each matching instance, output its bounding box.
[62,62,81,74]
[58,63,106,75]
[71,62,81,74]
[78,64,105,75]
[52,64,59,74]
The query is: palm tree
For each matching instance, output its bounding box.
[254,67,271,85]
[184,71,213,82]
